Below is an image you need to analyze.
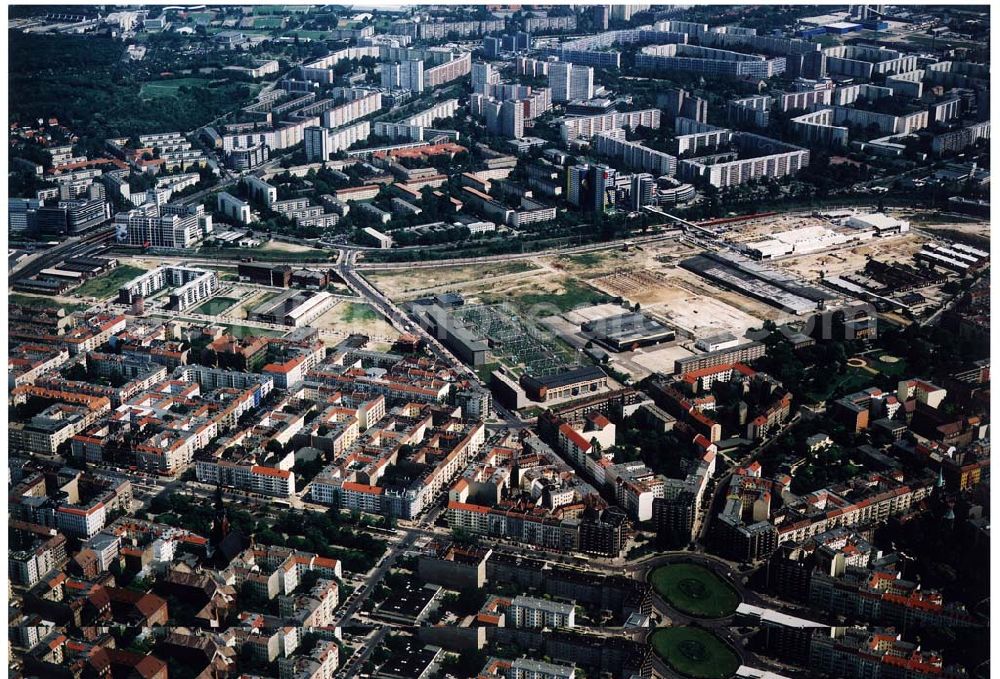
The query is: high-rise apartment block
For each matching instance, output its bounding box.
[548,62,594,103]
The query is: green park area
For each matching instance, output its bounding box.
[485,277,612,315]
[650,627,740,679]
[805,352,908,403]
[74,265,147,300]
[9,293,87,314]
[342,302,378,323]
[139,78,214,98]
[194,297,239,317]
[650,563,740,618]
[866,351,909,378]
[222,323,285,339]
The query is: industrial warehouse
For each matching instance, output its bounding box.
[581,311,676,352]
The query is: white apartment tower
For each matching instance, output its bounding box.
[501,100,525,139]
[549,62,594,103]
[471,62,500,94]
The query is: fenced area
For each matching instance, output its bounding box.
[452,302,580,377]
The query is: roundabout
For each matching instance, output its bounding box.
[649,562,741,618]
[650,627,741,679]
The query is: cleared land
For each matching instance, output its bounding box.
[650,563,740,618]
[259,240,323,254]
[775,233,927,282]
[650,627,740,679]
[310,301,399,342]
[74,265,147,300]
[487,276,612,314]
[363,261,538,300]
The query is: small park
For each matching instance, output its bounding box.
[650,627,741,679]
[649,562,741,618]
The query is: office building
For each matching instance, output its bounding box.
[35,199,111,236]
[113,210,202,249]
[225,142,269,171]
[9,198,42,232]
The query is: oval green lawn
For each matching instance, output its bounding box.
[651,627,740,679]
[649,563,740,618]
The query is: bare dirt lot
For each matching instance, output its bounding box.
[309,300,400,343]
[363,261,539,300]
[259,240,324,254]
[775,233,928,282]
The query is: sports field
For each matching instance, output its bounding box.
[650,627,740,679]
[649,563,740,618]
[253,16,284,28]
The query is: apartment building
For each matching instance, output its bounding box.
[560,109,661,143]
[117,266,219,312]
[509,595,576,629]
[637,44,786,78]
[548,62,594,103]
[113,209,202,249]
[594,130,677,176]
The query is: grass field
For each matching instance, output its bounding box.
[253,16,284,28]
[650,563,740,618]
[194,297,239,317]
[139,78,212,98]
[342,303,378,323]
[74,265,147,300]
[650,627,740,679]
[286,30,337,39]
[868,352,909,378]
[222,324,285,338]
[9,294,87,313]
[199,247,332,262]
[567,252,606,267]
[507,278,613,314]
